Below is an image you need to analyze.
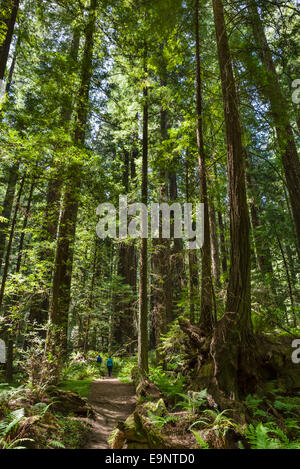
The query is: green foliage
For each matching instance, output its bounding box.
[62,360,103,381]
[176,390,208,415]
[189,410,239,443]
[244,388,300,449]
[157,322,186,367]
[56,417,89,449]
[273,396,300,416]
[147,412,179,430]
[116,357,137,383]
[191,430,210,449]
[244,422,300,450]
[47,440,66,449]
[148,366,185,403]
[0,407,34,449]
[0,384,26,416]
[58,379,93,398]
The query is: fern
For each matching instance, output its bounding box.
[189,409,238,442]
[47,440,66,449]
[147,412,179,430]
[273,397,300,415]
[176,390,208,414]
[0,437,33,450]
[191,430,209,449]
[245,423,280,449]
[0,408,25,437]
[244,422,299,449]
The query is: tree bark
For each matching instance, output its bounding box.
[138,45,149,375]
[114,149,137,352]
[169,169,186,319]
[217,210,227,274]
[195,0,215,331]
[0,175,24,383]
[0,164,18,272]
[209,200,221,288]
[185,150,199,324]
[245,153,273,276]
[0,175,25,308]
[15,182,34,273]
[211,0,253,399]
[0,0,19,81]
[151,96,172,362]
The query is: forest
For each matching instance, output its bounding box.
[0,0,299,451]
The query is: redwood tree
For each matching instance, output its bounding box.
[211,0,253,399]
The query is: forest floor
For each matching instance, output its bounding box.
[84,377,136,449]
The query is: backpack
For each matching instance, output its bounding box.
[107,358,113,367]
[97,356,102,363]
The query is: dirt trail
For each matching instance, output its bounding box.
[84,378,136,449]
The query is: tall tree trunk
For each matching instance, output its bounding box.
[16,182,34,272]
[245,153,273,276]
[48,0,97,358]
[0,0,19,81]
[4,182,34,381]
[185,151,199,324]
[0,164,18,272]
[209,200,221,288]
[276,232,296,328]
[0,175,25,383]
[151,94,172,362]
[83,242,97,355]
[0,175,25,308]
[114,149,137,352]
[195,0,215,331]
[217,210,227,274]
[211,0,253,399]
[138,46,149,375]
[169,169,186,319]
[247,0,300,253]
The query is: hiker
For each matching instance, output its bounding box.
[106,356,113,377]
[96,355,102,376]
[97,354,102,365]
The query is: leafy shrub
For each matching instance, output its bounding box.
[176,390,208,414]
[148,366,185,403]
[116,357,137,383]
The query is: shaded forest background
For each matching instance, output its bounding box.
[0,0,299,414]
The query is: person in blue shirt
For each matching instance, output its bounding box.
[106,356,113,377]
[97,354,102,364]
[96,354,102,376]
